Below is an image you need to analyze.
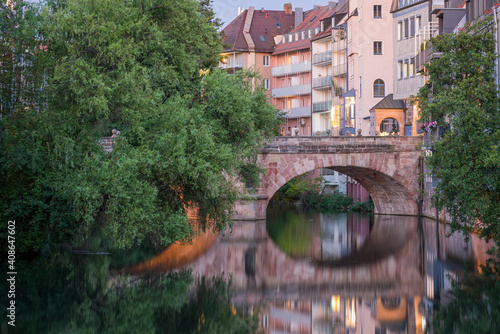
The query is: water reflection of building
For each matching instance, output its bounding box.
[314,213,370,262]
[262,296,427,334]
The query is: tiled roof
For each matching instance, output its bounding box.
[222,8,295,53]
[272,5,337,55]
[370,94,405,111]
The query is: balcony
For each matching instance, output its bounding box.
[313,100,332,112]
[282,106,311,118]
[272,84,311,98]
[272,62,310,77]
[312,76,332,89]
[333,39,347,52]
[312,51,332,65]
[415,46,442,73]
[333,63,347,76]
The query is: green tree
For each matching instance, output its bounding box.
[415,16,500,243]
[0,0,281,253]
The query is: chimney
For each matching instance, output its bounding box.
[313,5,320,10]
[329,1,337,11]
[238,6,244,15]
[284,2,293,15]
[338,0,347,9]
[295,7,303,27]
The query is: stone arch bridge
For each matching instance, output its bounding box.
[234,136,424,220]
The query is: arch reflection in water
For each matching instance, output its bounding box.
[266,204,413,266]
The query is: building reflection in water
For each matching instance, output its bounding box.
[262,296,426,334]
[128,205,494,334]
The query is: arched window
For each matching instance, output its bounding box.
[380,118,399,134]
[373,79,385,97]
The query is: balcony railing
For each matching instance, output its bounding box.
[272,84,311,98]
[333,39,347,52]
[272,61,310,77]
[312,76,332,89]
[313,100,332,112]
[415,45,442,73]
[312,51,332,64]
[333,63,347,76]
[281,106,311,118]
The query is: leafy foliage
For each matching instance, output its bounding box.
[433,259,500,334]
[1,250,256,333]
[0,0,281,253]
[415,16,500,243]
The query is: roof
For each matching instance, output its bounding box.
[370,94,405,111]
[272,4,337,55]
[222,7,295,53]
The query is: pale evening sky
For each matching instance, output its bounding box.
[212,0,329,28]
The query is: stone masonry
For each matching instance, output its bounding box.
[233,136,423,220]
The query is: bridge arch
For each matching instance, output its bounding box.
[233,136,422,220]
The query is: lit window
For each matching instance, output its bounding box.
[373,5,382,18]
[373,79,385,97]
[373,41,382,55]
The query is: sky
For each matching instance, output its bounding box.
[212,0,327,28]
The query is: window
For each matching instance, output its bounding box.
[410,57,415,76]
[263,55,270,66]
[374,41,382,55]
[308,29,313,38]
[263,79,270,90]
[302,31,306,39]
[380,118,399,134]
[410,17,415,37]
[374,5,382,18]
[404,19,409,38]
[295,32,299,40]
[398,60,403,79]
[373,79,385,97]
[282,36,286,43]
[404,59,409,77]
[398,22,403,40]
[416,16,421,34]
[288,34,293,42]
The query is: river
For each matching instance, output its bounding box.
[7,204,494,333]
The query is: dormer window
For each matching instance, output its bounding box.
[295,32,299,40]
[308,29,313,38]
[302,31,306,39]
[282,35,286,43]
[288,34,293,42]
[315,27,319,34]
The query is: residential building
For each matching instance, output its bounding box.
[220,4,296,99]
[330,0,395,136]
[271,3,337,136]
[391,0,466,136]
[311,14,335,135]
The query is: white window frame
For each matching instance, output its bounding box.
[263,55,270,67]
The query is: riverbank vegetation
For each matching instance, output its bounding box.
[271,173,374,212]
[0,0,281,255]
[416,16,500,333]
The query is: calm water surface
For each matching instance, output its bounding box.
[8,204,493,333]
